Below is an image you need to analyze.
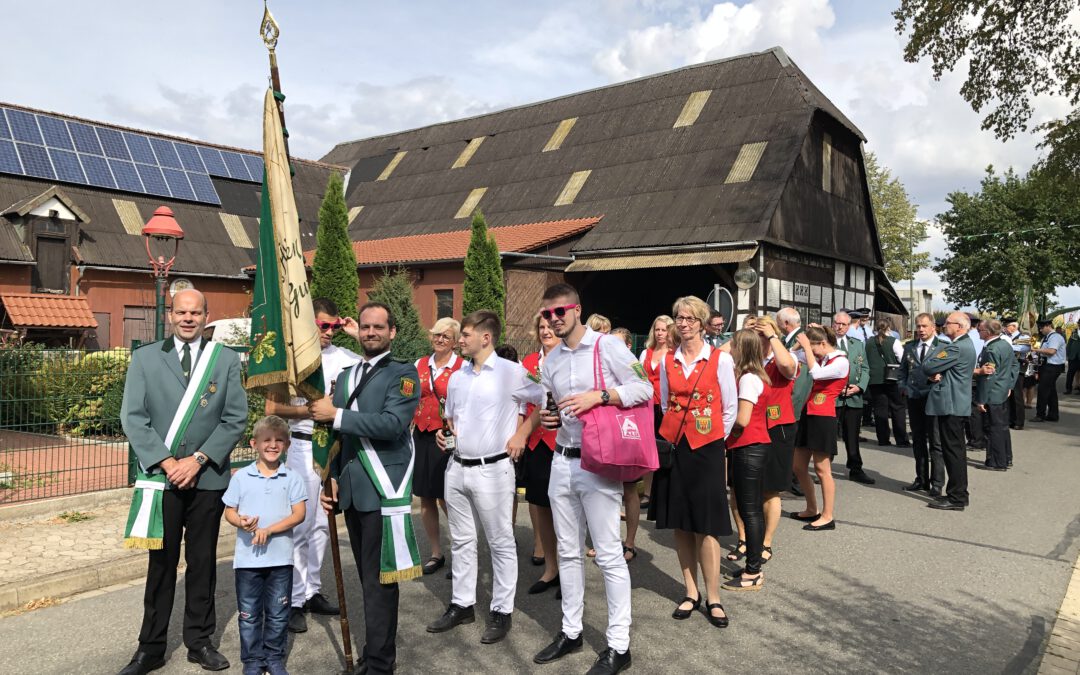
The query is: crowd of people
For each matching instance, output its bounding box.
[114,285,1075,675]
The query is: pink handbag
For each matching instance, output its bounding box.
[579,336,659,482]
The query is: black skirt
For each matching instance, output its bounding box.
[523,444,554,507]
[412,428,450,499]
[795,414,838,457]
[764,423,796,492]
[648,437,732,537]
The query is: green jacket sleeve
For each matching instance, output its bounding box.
[197,353,247,468]
[120,349,171,471]
[855,344,870,392]
[923,343,959,376]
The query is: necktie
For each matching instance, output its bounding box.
[919,343,927,362]
[841,337,847,351]
[181,343,191,378]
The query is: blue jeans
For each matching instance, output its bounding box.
[235,565,292,673]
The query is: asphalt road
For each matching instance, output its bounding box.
[2,394,1079,674]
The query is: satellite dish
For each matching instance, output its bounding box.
[706,285,734,328]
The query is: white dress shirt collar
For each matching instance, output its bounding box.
[173,336,202,358]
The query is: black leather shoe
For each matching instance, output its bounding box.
[928,487,942,498]
[118,651,165,675]
[304,592,340,615]
[671,594,700,620]
[528,575,559,594]
[186,646,229,671]
[895,441,911,448]
[480,611,512,644]
[1031,417,1046,423]
[849,471,876,485]
[803,520,836,531]
[287,607,308,633]
[426,603,475,633]
[902,480,927,492]
[533,631,584,664]
[928,501,965,511]
[586,647,632,675]
[789,511,819,522]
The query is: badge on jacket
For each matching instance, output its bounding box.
[631,362,647,381]
[400,377,416,397]
[936,351,948,359]
[695,416,712,434]
[766,405,781,420]
[812,393,827,405]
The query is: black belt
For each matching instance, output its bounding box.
[291,431,312,441]
[452,452,509,467]
[554,445,581,459]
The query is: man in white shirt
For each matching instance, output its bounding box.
[426,310,543,644]
[264,298,360,633]
[1002,318,1029,429]
[527,284,652,675]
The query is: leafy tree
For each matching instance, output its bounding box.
[310,172,360,352]
[933,166,1080,312]
[865,152,928,284]
[462,210,506,339]
[893,0,1080,174]
[367,266,428,362]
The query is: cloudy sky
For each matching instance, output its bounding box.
[2,0,1075,308]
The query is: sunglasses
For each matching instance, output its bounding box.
[540,304,578,320]
[317,320,344,332]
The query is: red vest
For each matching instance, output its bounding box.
[643,348,663,404]
[763,359,797,428]
[805,354,849,417]
[522,351,557,451]
[659,348,726,450]
[413,354,464,432]
[729,373,772,449]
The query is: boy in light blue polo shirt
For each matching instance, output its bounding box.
[223,415,306,675]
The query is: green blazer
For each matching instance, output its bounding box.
[121,339,247,491]
[783,328,812,420]
[865,335,900,386]
[1067,332,1080,361]
[898,336,944,399]
[330,357,421,513]
[836,337,870,409]
[923,334,977,417]
[976,337,1021,406]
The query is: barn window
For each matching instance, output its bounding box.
[348,205,364,224]
[555,170,591,206]
[376,151,407,181]
[673,90,712,128]
[435,289,454,319]
[452,137,485,169]
[543,118,577,152]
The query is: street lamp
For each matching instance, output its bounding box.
[141,206,184,341]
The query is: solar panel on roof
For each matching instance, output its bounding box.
[221,151,252,181]
[49,148,86,183]
[7,110,43,145]
[0,140,21,173]
[243,154,264,181]
[197,146,228,175]
[80,153,115,188]
[96,127,131,160]
[135,163,169,196]
[162,168,195,201]
[68,122,103,155]
[15,143,54,179]
[149,138,182,169]
[109,159,144,193]
[38,117,74,151]
[174,143,206,172]
[187,172,220,204]
[0,111,10,139]
[123,133,156,165]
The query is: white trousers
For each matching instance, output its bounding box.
[287,439,329,608]
[444,458,518,614]
[548,452,631,652]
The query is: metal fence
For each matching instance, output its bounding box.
[0,345,259,505]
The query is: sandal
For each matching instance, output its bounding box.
[760,546,773,564]
[622,544,637,562]
[722,571,764,592]
[586,548,597,558]
[725,540,746,561]
[671,595,701,620]
[422,556,445,575]
[639,494,651,509]
[705,602,729,628]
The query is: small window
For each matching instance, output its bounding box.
[435,289,454,319]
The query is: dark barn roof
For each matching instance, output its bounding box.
[322,47,882,269]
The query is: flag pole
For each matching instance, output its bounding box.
[260,5,354,673]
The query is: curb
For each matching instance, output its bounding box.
[1039,552,1080,674]
[0,488,131,521]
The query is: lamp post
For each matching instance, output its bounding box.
[141,206,184,342]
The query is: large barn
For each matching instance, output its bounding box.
[322,46,904,342]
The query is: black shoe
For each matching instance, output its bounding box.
[287,607,307,633]
[928,487,942,498]
[789,482,804,497]
[978,464,1007,471]
[877,441,892,447]
[186,646,229,672]
[902,480,927,492]
[849,471,876,485]
[481,611,512,644]
[119,651,166,675]
[803,520,836,531]
[927,501,965,511]
[426,603,475,633]
[671,594,701,620]
[528,575,559,594]
[789,511,819,522]
[531,555,545,566]
[533,631,584,664]
[446,569,453,579]
[587,648,632,675]
[967,443,986,451]
[1031,417,1046,423]
[304,592,339,615]
[895,441,911,448]
[422,556,446,575]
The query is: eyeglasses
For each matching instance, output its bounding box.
[430,333,454,342]
[317,320,344,332]
[540,304,578,320]
[674,316,701,324]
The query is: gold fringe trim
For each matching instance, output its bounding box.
[123,537,164,550]
[380,565,422,584]
[244,371,288,390]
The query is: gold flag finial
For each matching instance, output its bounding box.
[260,0,280,52]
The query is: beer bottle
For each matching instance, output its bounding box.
[442,417,457,452]
[546,392,561,429]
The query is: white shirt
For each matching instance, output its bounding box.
[444,354,543,459]
[737,373,764,404]
[810,350,849,380]
[915,337,936,361]
[290,343,362,434]
[332,350,394,430]
[540,328,654,448]
[658,342,738,437]
[967,328,984,358]
[173,336,202,369]
[416,352,461,381]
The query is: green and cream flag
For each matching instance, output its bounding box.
[248,87,337,477]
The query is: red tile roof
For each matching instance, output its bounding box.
[0,293,98,329]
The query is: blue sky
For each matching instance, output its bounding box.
[2,0,1075,309]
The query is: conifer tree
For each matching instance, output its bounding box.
[368,266,428,362]
[462,210,505,339]
[310,173,360,351]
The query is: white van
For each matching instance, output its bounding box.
[203,318,251,346]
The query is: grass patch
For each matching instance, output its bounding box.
[56,510,94,523]
[0,462,55,490]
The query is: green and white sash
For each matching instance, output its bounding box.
[347,365,422,583]
[124,342,224,549]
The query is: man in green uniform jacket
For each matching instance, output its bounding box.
[833,311,874,485]
[897,312,946,495]
[922,312,977,511]
[975,320,1020,470]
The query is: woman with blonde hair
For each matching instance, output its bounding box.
[639,315,675,511]
[652,295,736,627]
[413,317,464,574]
[587,313,612,334]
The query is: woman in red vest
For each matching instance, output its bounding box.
[791,325,848,531]
[722,329,774,592]
[521,314,562,595]
[652,296,736,627]
[638,314,674,511]
[413,317,464,575]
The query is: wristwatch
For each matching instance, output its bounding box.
[193,452,208,466]
[600,389,611,405]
